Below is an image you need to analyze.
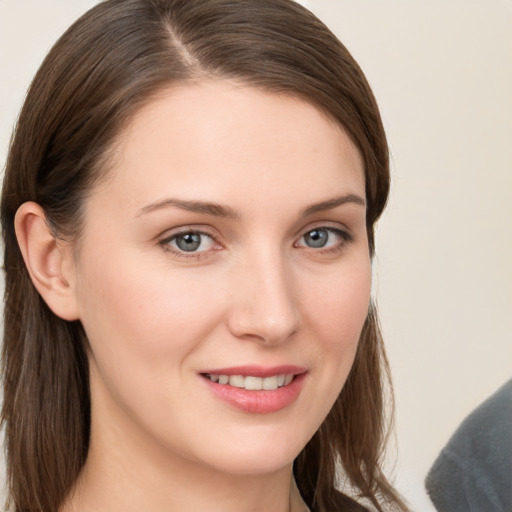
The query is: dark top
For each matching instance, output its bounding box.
[425,379,512,512]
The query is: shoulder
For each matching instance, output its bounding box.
[327,492,372,512]
[441,379,512,462]
[426,379,512,512]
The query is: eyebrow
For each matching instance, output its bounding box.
[137,194,365,219]
[300,194,366,216]
[137,198,240,219]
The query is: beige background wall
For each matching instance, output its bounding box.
[1,1,511,510]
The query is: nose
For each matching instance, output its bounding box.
[226,251,299,345]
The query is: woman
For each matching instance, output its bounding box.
[1,0,408,511]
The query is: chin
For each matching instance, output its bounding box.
[204,448,298,476]
[186,422,313,476]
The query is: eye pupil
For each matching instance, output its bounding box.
[176,233,202,252]
[304,229,328,248]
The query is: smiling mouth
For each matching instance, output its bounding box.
[203,373,295,391]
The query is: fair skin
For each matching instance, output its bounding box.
[16,81,370,512]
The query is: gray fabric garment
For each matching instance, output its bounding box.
[425,379,512,512]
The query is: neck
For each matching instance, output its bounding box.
[65,455,294,512]
[61,406,300,512]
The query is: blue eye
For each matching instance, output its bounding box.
[303,228,329,248]
[298,227,350,250]
[164,231,216,253]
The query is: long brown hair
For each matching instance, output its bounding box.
[1,1,407,511]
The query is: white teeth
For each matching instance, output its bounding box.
[262,375,279,390]
[228,375,245,388]
[245,376,263,390]
[207,373,295,390]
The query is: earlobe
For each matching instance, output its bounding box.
[14,202,80,321]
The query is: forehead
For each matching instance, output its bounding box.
[93,80,365,212]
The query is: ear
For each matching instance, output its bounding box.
[14,202,80,321]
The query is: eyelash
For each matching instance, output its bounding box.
[159,226,353,260]
[295,227,353,254]
[159,229,219,260]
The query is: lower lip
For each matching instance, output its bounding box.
[201,373,306,414]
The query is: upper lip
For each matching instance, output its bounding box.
[200,365,307,378]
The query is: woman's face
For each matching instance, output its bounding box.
[71,81,371,476]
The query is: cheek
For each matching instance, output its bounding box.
[75,250,223,379]
[75,255,230,444]
[301,258,372,396]
[303,258,372,344]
